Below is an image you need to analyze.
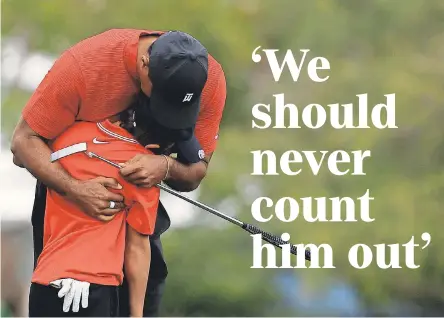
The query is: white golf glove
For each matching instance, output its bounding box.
[50,278,90,312]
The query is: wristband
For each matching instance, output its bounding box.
[162,155,170,181]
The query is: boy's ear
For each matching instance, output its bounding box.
[119,108,136,131]
[141,55,149,68]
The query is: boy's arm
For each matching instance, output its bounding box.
[123,184,160,317]
[124,224,150,317]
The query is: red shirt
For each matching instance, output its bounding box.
[31,121,159,286]
[22,29,226,154]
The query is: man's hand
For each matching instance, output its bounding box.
[67,177,125,221]
[120,154,167,188]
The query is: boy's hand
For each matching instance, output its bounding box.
[50,278,90,312]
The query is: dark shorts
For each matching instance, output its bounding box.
[29,282,119,317]
[32,181,170,317]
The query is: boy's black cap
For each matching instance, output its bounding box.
[174,134,205,164]
[148,31,208,130]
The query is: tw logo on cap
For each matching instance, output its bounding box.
[182,93,194,102]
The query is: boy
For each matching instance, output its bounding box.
[29,104,201,317]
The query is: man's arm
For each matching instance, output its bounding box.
[164,153,213,191]
[11,118,124,221]
[119,152,211,192]
[120,64,226,192]
[11,51,124,220]
[11,117,78,195]
[124,224,150,317]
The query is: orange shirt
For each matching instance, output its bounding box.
[31,120,159,286]
[22,29,226,154]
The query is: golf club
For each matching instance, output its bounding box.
[50,142,312,261]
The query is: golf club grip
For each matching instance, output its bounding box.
[242,223,311,261]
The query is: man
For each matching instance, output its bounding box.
[11,29,226,316]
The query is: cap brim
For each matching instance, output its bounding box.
[173,135,204,164]
[150,89,200,130]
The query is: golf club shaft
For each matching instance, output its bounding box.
[89,151,244,226]
[89,152,310,260]
[158,184,310,260]
[156,183,244,227]
[88,152,122,169]
[156,179,311,260]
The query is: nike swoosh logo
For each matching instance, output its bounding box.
[92,138,109,144]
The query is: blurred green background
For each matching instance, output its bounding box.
[2,0,444,316]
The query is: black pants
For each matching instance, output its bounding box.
[29,282,119,317]
[32,181,170,317]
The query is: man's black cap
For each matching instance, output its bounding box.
[149,31,208,130]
